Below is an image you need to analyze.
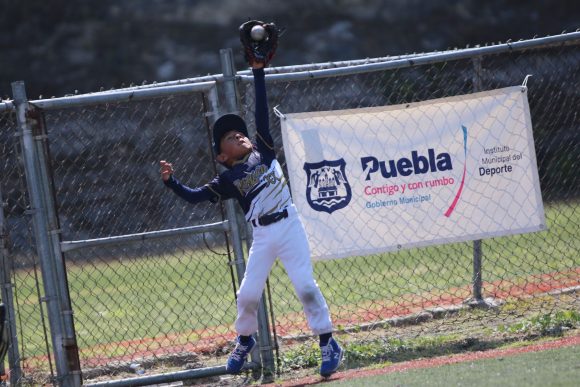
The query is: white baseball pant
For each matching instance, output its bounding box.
[235,204,333,336]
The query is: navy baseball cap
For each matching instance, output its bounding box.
[212,114,249,154]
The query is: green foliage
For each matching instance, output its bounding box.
[280,335,462,371]
[530,310,580,334]
[345,341,387,362]
[281,342,320,369]
[498,310,580,335]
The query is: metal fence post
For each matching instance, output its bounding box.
[0,185,23,385]
[470,57,485,306]
[11,81,81,387]
[30,109,82,383]
[219,48,276,382]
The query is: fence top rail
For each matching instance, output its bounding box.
[238,31,580,83]
[25,80,217,111]
[60,221,229,252]
[0,100,14,112]
[0,31,577,110]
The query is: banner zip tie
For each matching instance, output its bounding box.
[273,105,286,120]
[521,74,532,91]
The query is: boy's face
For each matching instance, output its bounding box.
[217,130,253,164]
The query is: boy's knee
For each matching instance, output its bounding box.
[297,284,323,306]
[237,290,261,311]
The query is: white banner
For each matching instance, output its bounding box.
[281,86,545,260]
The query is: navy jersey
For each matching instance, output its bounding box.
[164,68,292,221]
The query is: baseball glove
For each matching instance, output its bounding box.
[239,20,279,66]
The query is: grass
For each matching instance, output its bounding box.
[15,250,240,361]
[324,341,580,387]
[11,201,579,362]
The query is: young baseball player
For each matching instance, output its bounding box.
[159,26,343,377]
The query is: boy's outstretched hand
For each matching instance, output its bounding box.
[159,160,173,181]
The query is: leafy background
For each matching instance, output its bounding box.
[1,0,579,98]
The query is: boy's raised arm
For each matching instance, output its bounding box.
[253,66,275,155]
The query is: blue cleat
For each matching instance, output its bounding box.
[226,336,256,374]
[320,338,343,377]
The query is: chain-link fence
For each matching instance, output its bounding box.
[1,81,262,386]
[0,32,578,385]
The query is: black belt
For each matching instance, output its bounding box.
[251,209,289,227]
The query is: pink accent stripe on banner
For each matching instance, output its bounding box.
[445,125,468,217]
[445,165,466,217]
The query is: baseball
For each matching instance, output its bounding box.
[250,25,267,41]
